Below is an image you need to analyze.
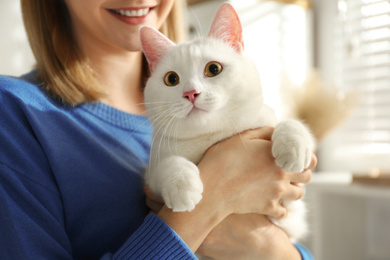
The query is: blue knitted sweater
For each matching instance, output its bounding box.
[0,72,312,259]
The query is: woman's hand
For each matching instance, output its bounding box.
[196,156,316,260]
[196,214,302,260]
[144,188,301,259]
[145,185,164,213]
[198,127,314,219]
[153,126,316,252]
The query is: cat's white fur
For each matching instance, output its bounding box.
[141,3,314,241]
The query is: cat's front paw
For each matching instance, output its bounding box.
[161,157,203,212]
[272,120,314,173]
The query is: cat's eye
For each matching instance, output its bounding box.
[164,71,180,87]
[205,61,223,77]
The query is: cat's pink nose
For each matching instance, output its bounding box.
[183,90,200,104]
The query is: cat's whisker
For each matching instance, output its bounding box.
[157,116,176,156]
[204,113,224,155]
[139,101,173,105]
[188,8,203,39]
[163,116,178,158]
[148,112,169,127]
[140,99,176,108]
[113,108,172,173]
[111,116,152,152]
[143,104,173,115]
[212,112,224,137]
[173,119,181,155]
[168,104,189,119]
[163,117,178,161]
[154,120,172,167]
[148,111,173,166]
[147,104,173,124]
[171,119,180,157]
[223,109,249,152]
[170,118,180,156]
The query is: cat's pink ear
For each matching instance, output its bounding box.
[208,3,244,53]
[140,26,175,72]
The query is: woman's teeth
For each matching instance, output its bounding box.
[113,8,150,17]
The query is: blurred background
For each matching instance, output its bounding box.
[1,0,390,259]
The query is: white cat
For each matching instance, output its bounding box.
[140,3,314,241]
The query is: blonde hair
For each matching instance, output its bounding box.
[20,0,186,105]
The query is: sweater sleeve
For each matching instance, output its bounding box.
[103,214,196,260]
[295,244,314,260]
[0,162,196,260]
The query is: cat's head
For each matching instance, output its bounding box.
[140,3,263,137]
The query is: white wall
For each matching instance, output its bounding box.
[0,0,35,76]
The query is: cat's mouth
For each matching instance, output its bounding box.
[186,106,208,118]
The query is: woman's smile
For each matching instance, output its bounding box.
[107,6,155,25]
[64,0,173,52]
[109,7,151,17]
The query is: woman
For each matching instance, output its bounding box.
[0,0,315,259]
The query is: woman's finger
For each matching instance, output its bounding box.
[267,202,288,220]
[241,126,274,141]
[282,183,304,201]
[286,153,316,184]
[146,197,164,213]
[307,153,317,170]
[144,185,164,213]
[144,185,164,204]
[290,169,312,184]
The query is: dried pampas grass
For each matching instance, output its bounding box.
[282,71,358,142]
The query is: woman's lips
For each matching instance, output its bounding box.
[111,7,150,17]
[107,7,154,25]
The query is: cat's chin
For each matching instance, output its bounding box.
[184,107,213,126]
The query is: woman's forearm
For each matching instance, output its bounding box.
[157,194,226,252]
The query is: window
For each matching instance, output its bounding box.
[320,0,390,173]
